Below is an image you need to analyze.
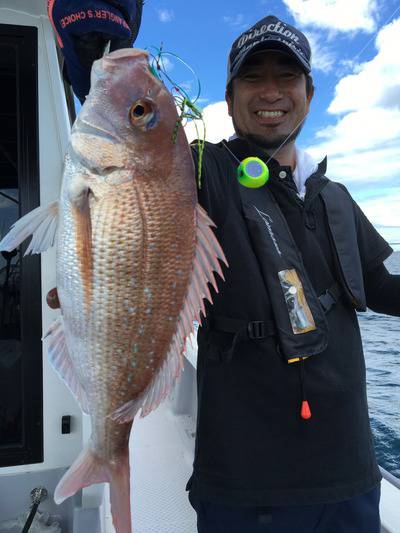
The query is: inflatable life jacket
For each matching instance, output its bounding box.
[205,139,367,368]
[237,176,366,364]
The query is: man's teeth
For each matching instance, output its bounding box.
[256,110,284,118]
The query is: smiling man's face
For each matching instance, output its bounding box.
[226,50,313,151]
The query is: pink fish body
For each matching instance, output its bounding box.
[0,49,226,532]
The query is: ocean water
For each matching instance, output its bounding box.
[360,251,400,478]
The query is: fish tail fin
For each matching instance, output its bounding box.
[0,201,59,255]
[54,446,108,504]
[55,446,132,533]
[109,450,132,533]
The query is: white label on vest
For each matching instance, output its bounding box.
[254,206,282,257]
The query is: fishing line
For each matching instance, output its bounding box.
[351,2,400,64]
[221,112,309,189]
[147,45,206,187]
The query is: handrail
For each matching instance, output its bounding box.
[21,487,48,533]
[380,466,400,490]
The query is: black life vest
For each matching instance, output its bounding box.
[208,139,366,363]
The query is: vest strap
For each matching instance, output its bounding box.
[210,282,342,339]
[211,316,277,339]
[206,282,343,363]
[318,282,343,313]
[206,316,276,363]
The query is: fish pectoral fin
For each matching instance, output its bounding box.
[0,201,59,255]
[69,176,93,305]
[44,318,90,414]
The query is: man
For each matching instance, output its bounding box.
[185,14,400,533]
[45,10,400,532]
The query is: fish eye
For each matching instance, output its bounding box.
[129,99,153,123]
[132,104,145,117]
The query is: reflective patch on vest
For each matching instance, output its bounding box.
[278,269,317,334]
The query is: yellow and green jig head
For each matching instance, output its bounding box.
[237,157,269,188]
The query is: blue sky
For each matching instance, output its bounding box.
[132,0,400,249]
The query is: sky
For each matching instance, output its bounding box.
[131,0,400,249]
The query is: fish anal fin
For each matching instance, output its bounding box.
[0,201,59,255]
[44,318,90,414]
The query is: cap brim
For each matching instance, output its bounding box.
[228,39,311,85]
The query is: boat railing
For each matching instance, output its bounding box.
[380,466,400,490]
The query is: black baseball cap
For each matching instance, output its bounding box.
[227,15,311,85]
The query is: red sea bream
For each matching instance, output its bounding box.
[0,48,227,532]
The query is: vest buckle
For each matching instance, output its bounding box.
[318,288,337,313]
[247,321,266,339]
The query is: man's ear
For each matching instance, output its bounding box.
[225,89,233,117]
[308,83,314,104]
[306,76,314,105]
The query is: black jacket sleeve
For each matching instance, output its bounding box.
[365,263,400,316]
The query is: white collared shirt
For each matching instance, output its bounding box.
[293,147,318,200]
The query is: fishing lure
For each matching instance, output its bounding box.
[148,45,206,188]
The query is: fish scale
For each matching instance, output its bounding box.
[81,186,195,463]
[0,48,227,533]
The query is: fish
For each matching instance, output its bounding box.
[0,48,227,533]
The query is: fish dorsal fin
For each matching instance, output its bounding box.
[0,201,59,255]
[110,204,228,423]
[44,317,90,414]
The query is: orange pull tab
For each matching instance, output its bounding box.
[301,400,312,420]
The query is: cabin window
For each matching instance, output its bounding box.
[0,24,42,467]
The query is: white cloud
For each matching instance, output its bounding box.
[359,195,400,228]
[328,18,400,113]
[184,101,234,144]
[283,0,378,32]
[304,18,400,230]
[308,107,400,160]
[223,14,246,27]
[306,18,400,179]
[157,9,174,23]
[305,31,336,72]
[307,139,400,185]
